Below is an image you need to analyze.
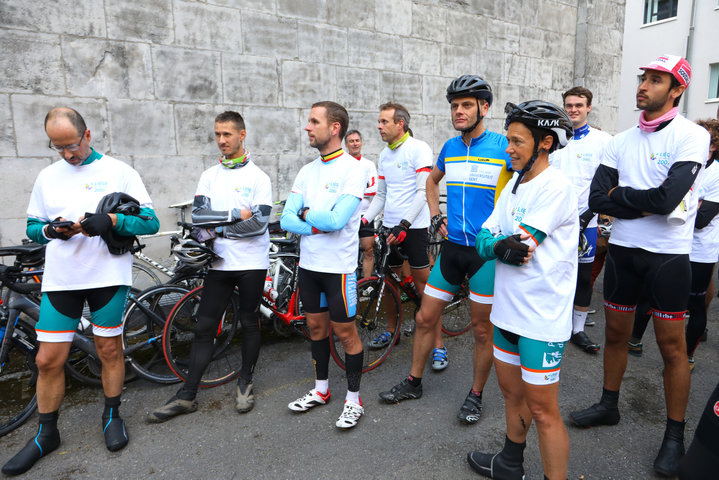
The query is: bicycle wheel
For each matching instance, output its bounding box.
[123,285,189,384]
[162,286,243,387]
[0,337,38,437]
[330,277,402,373]
[132,262,161,292]
[441,282,472,336]
[167,271,205,289]
[64,345,104,387]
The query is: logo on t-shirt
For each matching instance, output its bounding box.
[512,206,527,223]
[395,160,410,170]
[85,181,108,192]
[650,152,671,167]
[235,186,252,197]
[576,153,593,161]
[324,181,339,193]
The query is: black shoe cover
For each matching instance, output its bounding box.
[103,415,129,452]
[1,427,60,476]
[467,451,525,479]
[654,434,684,477]
[569,403,620,427]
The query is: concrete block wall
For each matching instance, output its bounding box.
[0,0,625,247]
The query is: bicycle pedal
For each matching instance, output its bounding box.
[290,319,307,328]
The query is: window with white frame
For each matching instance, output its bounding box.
[643,0,678,24]
[709,63,719,100]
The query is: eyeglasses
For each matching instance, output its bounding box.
[48,133,86,152]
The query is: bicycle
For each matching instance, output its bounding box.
[330,227,471,373]
[161,235,310,387]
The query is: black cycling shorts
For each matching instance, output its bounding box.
[603,244,690,319]
[298,267,357,323]
[388,228,430,270]
[359,219,375,238]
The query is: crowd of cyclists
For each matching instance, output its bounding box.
[2,52,719,479]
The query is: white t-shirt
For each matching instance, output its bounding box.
[195,161,272,271]
[605,115,709,254]
[482,166,578,342]
[691,161,719,263]
[377,136,432,228]
[290,152,365,274]
[356,156,378,216]
[27,154,153,291]
[549,126,611,228]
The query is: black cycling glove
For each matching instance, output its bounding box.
[390,220,411,243]
[493,234,529,266]
[80,213,113,237]
[45,217,71,240]
[430,214,446,236]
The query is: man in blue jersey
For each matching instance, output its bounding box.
[379,75,512,424]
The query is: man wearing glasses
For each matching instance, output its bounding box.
[2,107,159,476]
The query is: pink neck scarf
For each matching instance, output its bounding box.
[638,107,678,133]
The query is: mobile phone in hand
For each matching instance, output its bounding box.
[50,220,75,229]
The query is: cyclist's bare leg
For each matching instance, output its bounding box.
[410,295,448,378]
[471,302,493,392]
[94,335,125,397]
[360,236,374,279]
[331,321,363,355]
[602,308,634,391]
[35,342,72,412]
[653,316,690,422]
[407,265,440,350]
[525,380,568,479]
[306,311,331,340]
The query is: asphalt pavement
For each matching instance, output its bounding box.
[1,281,717,480]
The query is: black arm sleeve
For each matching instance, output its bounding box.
[609,161,701,215]
[588,165,644,219]
[223,204,272,238]
[695,200,719,229]
[191,195,232,225]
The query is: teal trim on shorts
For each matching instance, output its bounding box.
[91,286,130,329]
[493,326,566,372]
[427,255,495,298]
[36,286,130,335]
[37,297,79,336]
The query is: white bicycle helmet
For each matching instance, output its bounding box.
[172,238,217,269]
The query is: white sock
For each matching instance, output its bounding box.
[315,379,329,395]
[345,390,360,405]
[573,310,588,334]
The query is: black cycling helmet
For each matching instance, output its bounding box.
[504,100,573,193]
[504,100,573,153]
[446,75,493,105]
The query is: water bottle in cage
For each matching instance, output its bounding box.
[264,275,278,301]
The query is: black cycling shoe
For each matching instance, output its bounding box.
[570,331,600,353]
[654,427,685,477]
[458,390,482,424]
[378,378,422,403]
[1,428,61,476]
[569,403,620,428]
[467,451,525,479]
[103,415,129,452]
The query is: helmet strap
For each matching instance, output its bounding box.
[460,98,483,134]
[511,148,539,194]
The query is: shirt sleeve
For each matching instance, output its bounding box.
[412,140,434,172]
[364,161,378,198]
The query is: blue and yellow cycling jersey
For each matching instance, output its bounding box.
[436,132,512,246]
